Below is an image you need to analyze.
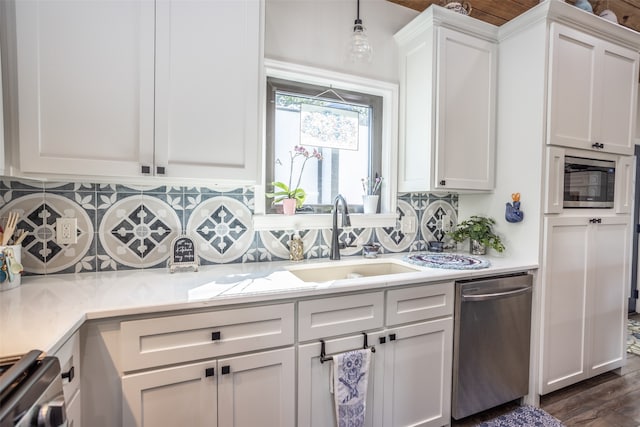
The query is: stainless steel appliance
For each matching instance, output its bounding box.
[0,350,67,427]
[564,155,615,208]
[452,273,533,420]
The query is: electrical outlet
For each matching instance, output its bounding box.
[56,218,78,244]
[442,214,451,232]
[401,216,416,233]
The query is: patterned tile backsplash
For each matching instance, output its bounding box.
[0,179,458,276]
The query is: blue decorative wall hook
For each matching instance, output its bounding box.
[505,192,524,223]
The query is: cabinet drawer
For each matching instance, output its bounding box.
[53,331,81,403]
[298,292,384,342]
[121,303,294,372]
[386,282,454,326]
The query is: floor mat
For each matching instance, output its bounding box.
[628,318,640,356]
[475,406,564,427]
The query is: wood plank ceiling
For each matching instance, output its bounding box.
[386,0,640,34]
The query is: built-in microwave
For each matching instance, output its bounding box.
[564,156,615,208]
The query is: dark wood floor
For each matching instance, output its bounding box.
[452,314,640,427]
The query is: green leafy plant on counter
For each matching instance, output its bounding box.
[448,215,505,253]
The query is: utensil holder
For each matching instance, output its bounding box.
[0,245,22,291]
[363,195,379,214]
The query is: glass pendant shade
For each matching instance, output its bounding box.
[348,0,372,63]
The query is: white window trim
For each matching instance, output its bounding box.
[253,59,399,231]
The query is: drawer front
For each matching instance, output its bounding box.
[54,331,81,402]
[298,292,384,342]
[121,303,294,372]
[386,282,454,326]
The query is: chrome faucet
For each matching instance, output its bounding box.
[330,194,352,260]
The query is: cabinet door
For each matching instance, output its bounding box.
[588,216,630,376]
[382,318,453,427]
[154,0,261,182]
[434,27,496,191]
[297,332,385,427]
[596,41,638,155]
[217,347,295,427]
[547,23,638,155]
[541,216,590,394]
[122,359,217,427]
[547,23,598,152]
[14,0,155,177]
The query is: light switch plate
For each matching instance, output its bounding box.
[56,218,77,244]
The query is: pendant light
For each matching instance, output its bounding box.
[348,0,372,62]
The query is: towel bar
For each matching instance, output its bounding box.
[319,332,375,363]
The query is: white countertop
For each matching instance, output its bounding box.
[0,253,537,357]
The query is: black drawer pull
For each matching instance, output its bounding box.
[205,367,215,377]
[379,336,386,344]
[156,166,166,175]
[221,365,231,375]
[141,165,151,174]
[211,331,221,341]
[389,333,396,341]
[61,366,75,383]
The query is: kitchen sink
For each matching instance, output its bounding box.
[286,259,422,282]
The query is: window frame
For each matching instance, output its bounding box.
[253,59,398,231]
[265,77,382,214]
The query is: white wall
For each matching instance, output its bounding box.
[265,0,418,83]
[458,22,548,265]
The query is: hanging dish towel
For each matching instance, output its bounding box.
[330,349,371,427]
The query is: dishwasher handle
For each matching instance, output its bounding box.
[461,285,531,302]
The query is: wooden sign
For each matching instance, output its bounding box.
[168,235,199,273]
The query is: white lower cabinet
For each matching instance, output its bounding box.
[297,282,454,427]
[541,215,630,394]
[297,332,386,427]
[381,319,453,427]
[53,331,81,427]
[122,347,294,427]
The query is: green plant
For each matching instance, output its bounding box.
[448,215,505,253]
[266,145,323,209]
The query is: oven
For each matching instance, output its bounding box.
[564,155,615,208]
[0,350,67,427]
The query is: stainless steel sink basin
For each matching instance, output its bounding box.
[286,259,421,282]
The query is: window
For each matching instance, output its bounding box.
[266,77,382,214]
[254,60,398,229]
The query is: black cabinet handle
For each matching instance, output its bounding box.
[141,165,151,174]
[221,365,231,375]
[591,142,604,149]
[211,331,221,341]
[389,333,396,341]
[61,366,75,383]
[205,367,215,377]
[156,166,166,175]
[439,180,446,186]
[379,336,386,344]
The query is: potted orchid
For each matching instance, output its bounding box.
[267,145,323,214]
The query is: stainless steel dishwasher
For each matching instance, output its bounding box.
[452,273,533,420]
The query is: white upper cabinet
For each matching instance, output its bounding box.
[10,0,261,182]
[395,6,498,193]
[547,23,639,155]
[14,0,155,177]
[154,0,260,182]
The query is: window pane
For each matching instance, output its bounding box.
[271,90,374,211]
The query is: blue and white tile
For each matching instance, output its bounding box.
[0,193,94,274]
[186,196,254,264]
[320,227,373,257]
[375,199,419,253]
[259,229,320,261]
[98,195,181,269]
[420,199,457,243]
